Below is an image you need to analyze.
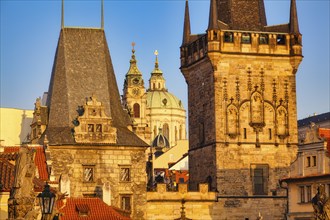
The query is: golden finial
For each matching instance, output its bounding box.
[154,50,159,69]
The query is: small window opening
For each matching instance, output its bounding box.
[96,124,102,132]
[224,32,233,43]
[213,31,217,39]
[88,124,94,132]
[133,103,140,118]
[307,156,311,167]
[244,128,247,139]
[259,34,269,44]
[312,156,316,167]
[121,195,131,211]
[120,167,131,182]
[276,35,286,45]
[269,128,272,140]
[241,33,251,44]
[306,185,312,202]
[300,186,305,203]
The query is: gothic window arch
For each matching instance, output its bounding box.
[133,103,140,118]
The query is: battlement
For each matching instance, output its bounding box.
[180,30,302,68]
[146,183,216,219]
[147,183,216,201]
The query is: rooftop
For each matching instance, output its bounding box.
[57,197,131,220]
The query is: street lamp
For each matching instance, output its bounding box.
[37,182,56,220]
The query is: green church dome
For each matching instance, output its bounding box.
[146,90,184,110]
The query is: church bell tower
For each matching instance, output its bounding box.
[180,0,302,218]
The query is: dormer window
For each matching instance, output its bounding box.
[76,204,90,217]
[96,124,102,132]
[88,124,94,132]
[241,33,251,44]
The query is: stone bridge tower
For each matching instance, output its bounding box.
[180,0,302,218]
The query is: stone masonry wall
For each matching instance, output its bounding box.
[48,145,147,219]
[146,183,216,220]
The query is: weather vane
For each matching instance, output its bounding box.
[132,42,136,54]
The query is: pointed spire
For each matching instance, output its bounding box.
[126,42,142,76]
[61,0,64,28]
[151,50,163,74]
[207,0,219,31]
[154,50,159,70]
[131,42,136,63]
[289,0,300,34]
[149,50,166,91]
[101,0,104,29]
[182,0,191,45]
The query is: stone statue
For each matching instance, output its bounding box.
[8,146,37,220]
[312,184,330,220]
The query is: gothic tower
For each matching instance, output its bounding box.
[35,2,149,218]
[122,43,151,143]
[180,0,302,218]
[123,49,187,147]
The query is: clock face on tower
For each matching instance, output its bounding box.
[132,78,140,85]
[132,88,140,96]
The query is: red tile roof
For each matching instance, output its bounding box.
[3,146,48,181]
[0,152,18,160]
[0,158,15,192]
[319,128,330,154]
[57,198,131,220]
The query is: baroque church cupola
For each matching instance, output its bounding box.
[122,48,187,147]
[148,50,167,91]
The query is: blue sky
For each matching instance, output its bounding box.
[1,0,329,120]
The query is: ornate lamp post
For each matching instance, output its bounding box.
[37,182,56,220]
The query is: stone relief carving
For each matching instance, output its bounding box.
[276,105,288,139]
[302,122,323,144]
[227,103,238,138]
[73,94,117,144]
[312,184,330,220]
[250,90,264,127]
[225,68,290,144]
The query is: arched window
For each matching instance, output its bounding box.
[133,103,140,118]
[163,123,169,140]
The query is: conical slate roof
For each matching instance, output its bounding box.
[44,27,147,147]
[216,0,267,31]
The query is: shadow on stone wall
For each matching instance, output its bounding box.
[19,110,33,144]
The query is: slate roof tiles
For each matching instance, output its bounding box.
[44,27,148,147]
